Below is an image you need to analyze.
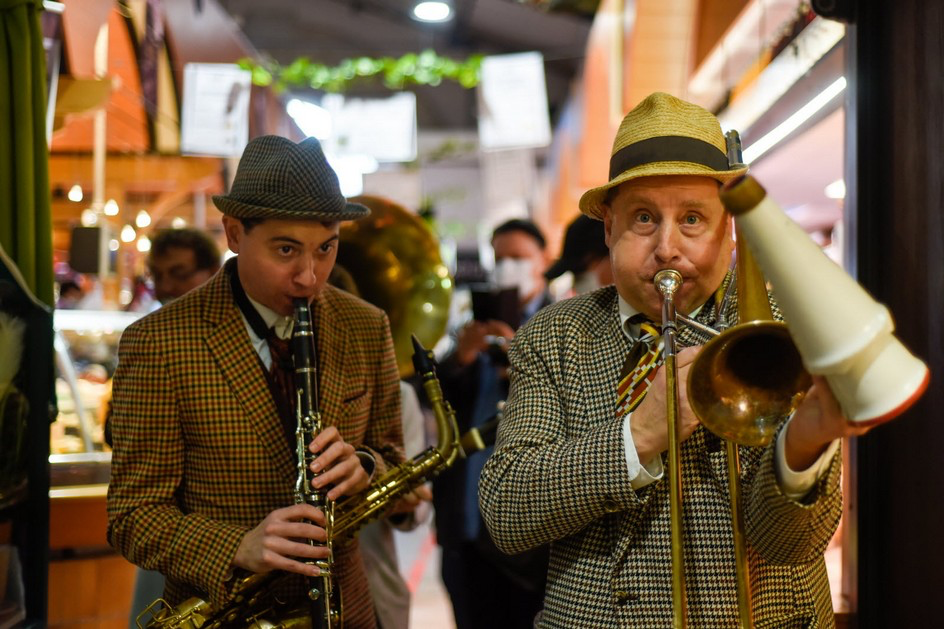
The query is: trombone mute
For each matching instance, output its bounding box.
[719,175,930,425]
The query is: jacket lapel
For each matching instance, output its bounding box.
[583,292,632,426]
[311,288,350,426]
[201,267,295,480]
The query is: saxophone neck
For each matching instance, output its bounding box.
[411,335,460,464]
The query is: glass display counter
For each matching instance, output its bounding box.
[51,309,139,459]
[48,310,141,627]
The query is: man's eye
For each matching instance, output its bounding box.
[684,215,700,225]
[636,212,652,224]
[278,245,294,255]
[320,242,336,254]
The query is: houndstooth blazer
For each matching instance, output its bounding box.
[479,283,841,628]
[107,261,404,629]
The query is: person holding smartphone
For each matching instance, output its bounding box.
[433,218,553,629]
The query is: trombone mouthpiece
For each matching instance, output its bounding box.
[654,269,683,297]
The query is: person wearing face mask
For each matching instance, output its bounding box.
[545,214,613,296]
[433,218,553,629]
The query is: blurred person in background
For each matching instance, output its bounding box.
[545,214,613,296]
[55,278,85,309]
[147,227,222,305]
[434,218,552,629]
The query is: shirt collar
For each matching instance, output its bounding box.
[246,294,294,340]
[616,292,704,342]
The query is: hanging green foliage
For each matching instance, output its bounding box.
[238,50,483,92]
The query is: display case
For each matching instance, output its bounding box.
[49,309,141,627]
[51,309,139,458]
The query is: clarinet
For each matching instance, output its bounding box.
[291,298,339,629]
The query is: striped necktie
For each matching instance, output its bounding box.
[616,317,663,418]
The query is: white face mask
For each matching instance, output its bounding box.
[492,258,536,301]
[572,270,601,295]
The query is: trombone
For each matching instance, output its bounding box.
[655,129,810,628]
[655,131,930,628]
[655,232,810,629]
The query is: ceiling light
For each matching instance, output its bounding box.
[743,77,847,164]
[104,198,120,216]
[80,209,98,226]
[109,239,120,252]
[825,179,846,199]
[137,236,151,252]
[135,210,151,228]
[120,224,136,242]
[68,184,84,202]
[171,217,187,228]
[412,1,452,23]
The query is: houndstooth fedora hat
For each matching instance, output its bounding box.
[578,92,748,220]
[212,135,369,221]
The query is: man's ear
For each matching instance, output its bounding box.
[722,213,736,259]
[221,216,242,254]
[602,207,614,249]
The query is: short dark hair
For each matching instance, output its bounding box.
[238,217,340,233]
[491,218,546,250]
[239,217,265,233]
[149,228,221,272]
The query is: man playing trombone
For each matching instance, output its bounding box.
[478,92,871,627]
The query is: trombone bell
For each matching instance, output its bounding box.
[689,320,812,446]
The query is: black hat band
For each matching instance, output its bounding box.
[609,136,730,180]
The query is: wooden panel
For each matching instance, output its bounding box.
[578,0,624,190]
[624,0,699,108]
[692,0,749,69]
[848,0,944,627]
[50,493,109,551]
[48,554,136,628]
[59,0,113,78]
[52,8,150,153]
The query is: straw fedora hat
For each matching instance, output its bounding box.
[213,135,369,221]
[578,92,748,220]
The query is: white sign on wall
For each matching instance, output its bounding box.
[321,92,418,163]
[181,63,252,157]
[477,52,552,151]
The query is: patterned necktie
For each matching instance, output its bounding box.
[616,317,663,418]
[267,333,298,447]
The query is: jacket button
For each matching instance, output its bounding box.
[614,590,638,604]
[602,499,620,513]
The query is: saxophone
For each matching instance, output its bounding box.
[137,318,460,629]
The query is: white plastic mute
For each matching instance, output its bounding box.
[720,176,929,425]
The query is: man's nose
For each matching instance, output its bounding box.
[653,224,682,263]
[293,256,318,288]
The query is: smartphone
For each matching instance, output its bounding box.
[470,285,521,329]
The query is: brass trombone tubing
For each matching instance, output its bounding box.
[677,314,720,338]
[654,269,688,629]
[726,440,751,626]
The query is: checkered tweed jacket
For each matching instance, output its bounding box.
[107,263,404,629]
[479,284,842,628]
